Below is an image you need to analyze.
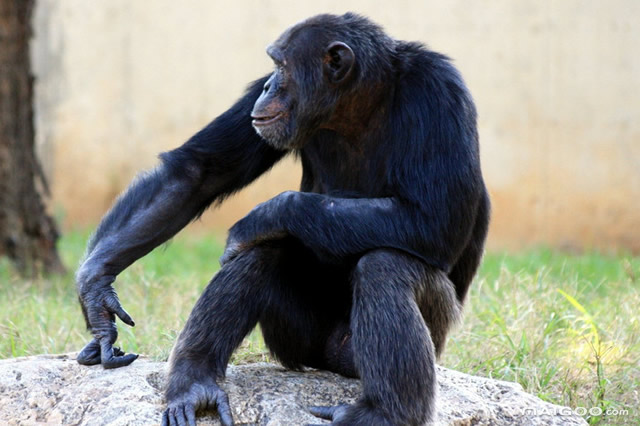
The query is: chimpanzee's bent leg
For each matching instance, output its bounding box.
[311,249,458,426]
[164,240,353,425]
[164,244,289,426]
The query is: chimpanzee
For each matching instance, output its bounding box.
[75,12,489,426]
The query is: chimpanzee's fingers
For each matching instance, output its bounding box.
[102,351,138,369]
[172,406,188,426]
[185,404,197,426]
[219,248,237,266]
[76,338,101,365]
[220,236,246,267]
[77,339,126,366]
[163,403,197,426]
[216,389,234,426]
[105,294,135,326]
[100,337,138,369]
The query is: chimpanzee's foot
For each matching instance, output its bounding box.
[323,323,358,378]
[308,404,349,425]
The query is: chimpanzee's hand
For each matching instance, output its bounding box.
[76,271,138,369]
[219,233,247,267]
[162,381,233,426]
[220,191,295,266]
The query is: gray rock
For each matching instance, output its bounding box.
[0,354,586,425]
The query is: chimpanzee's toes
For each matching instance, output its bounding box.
[308,404,349,423]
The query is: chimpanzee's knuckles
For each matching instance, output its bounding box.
[76,339,101,365]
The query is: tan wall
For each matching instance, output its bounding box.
[31,0,640,252]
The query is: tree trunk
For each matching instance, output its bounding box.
[0,0,64,275]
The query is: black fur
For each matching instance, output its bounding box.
[75,13,490,426]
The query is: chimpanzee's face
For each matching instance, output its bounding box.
[251,28,355,150]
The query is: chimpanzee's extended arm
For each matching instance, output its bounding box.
[76,76,286,368]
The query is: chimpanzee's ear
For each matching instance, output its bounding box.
[323,41,355,85]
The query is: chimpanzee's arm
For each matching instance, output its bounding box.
[76,76,286,368]
[223,188,480,273]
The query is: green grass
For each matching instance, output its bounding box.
[448,249,639,424]
[1,231,638,424]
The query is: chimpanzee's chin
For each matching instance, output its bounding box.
[254,126,301,150]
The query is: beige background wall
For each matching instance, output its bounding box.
[31,0,640,252]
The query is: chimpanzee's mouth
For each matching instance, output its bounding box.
[251,112,284,126]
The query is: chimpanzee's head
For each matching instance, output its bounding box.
[251,13,395,149]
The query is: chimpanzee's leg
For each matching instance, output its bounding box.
[310,249,460,426]
[164,243,296,425]
[163,239,353,425]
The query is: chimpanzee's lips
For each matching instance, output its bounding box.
[251,112,284,126]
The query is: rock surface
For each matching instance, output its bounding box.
[0,354,586,425]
